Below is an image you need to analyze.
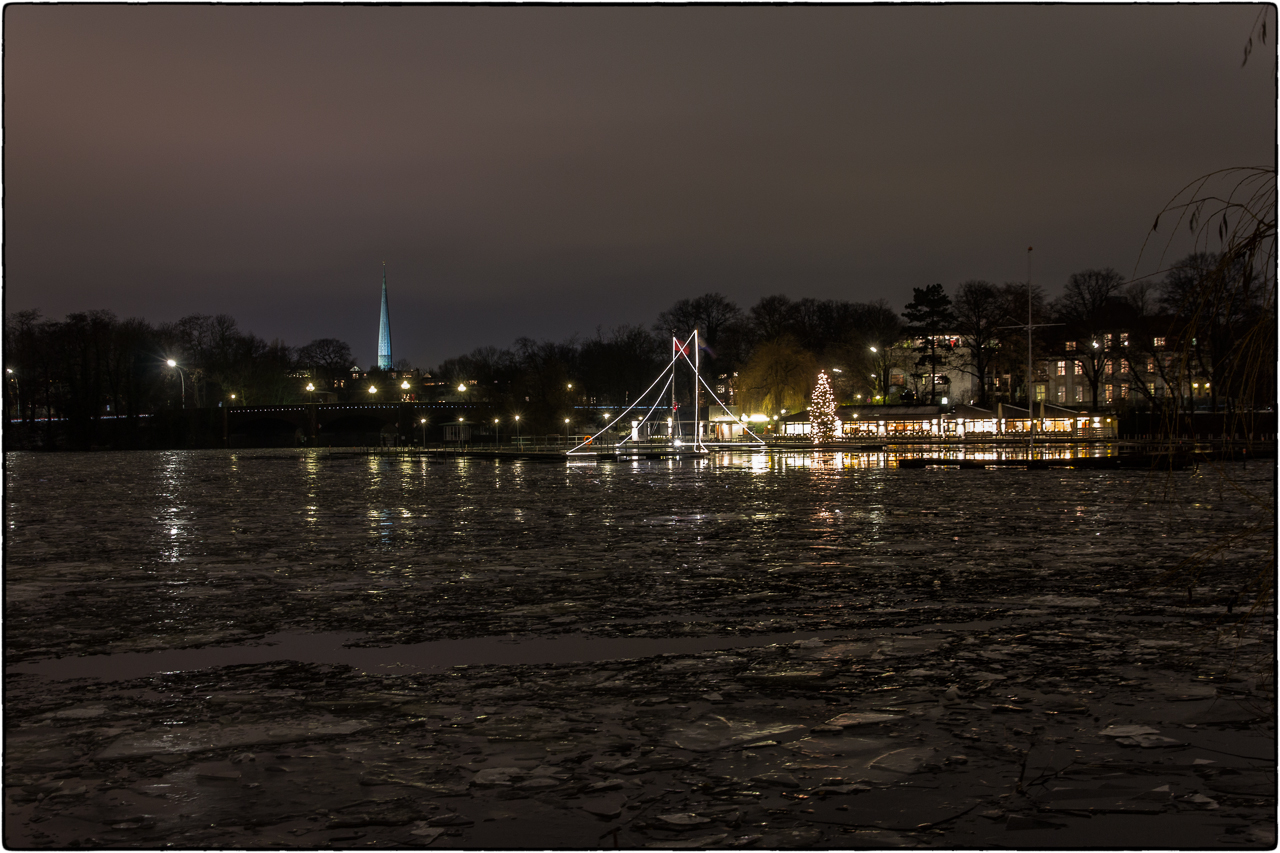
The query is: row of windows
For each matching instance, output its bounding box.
[1065,334,1165,351]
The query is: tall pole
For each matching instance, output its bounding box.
[694,329,701,451]
[1027,246,1035,453]
[671,332,678,441]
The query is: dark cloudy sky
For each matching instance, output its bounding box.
[5,5,1275,368]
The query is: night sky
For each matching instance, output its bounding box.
[5,5,1274,369]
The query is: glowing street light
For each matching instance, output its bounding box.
[368,385,377,394]
[419,417,427,446]
[401,380,410,390]
[457,383,467,393]
[514,414,521,444]
[165,359,187,408]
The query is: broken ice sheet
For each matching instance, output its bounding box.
[785,735,891,759]
[95,718,372,759]
[825,711,901,728]
[408,824,445,843]
[868,746,937,775]
[1114,734,1186,748]
[651,833,728,849]
[656,813,713,827]
[664,718,807,752]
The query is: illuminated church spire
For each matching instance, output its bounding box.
[377,263,392,370]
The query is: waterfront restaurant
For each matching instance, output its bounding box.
[779,403,1117,440]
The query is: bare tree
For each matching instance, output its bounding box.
[1050,268,1127,408]
[951,280,1006,407]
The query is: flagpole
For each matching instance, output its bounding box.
[1028,246,1034,455]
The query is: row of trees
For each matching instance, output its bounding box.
[7,246,1273,440]
[432,249,1273,427]
[3,309,358,439]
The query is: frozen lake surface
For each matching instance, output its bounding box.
[5,449,1275,848]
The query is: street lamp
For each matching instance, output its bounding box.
[514,414,521,444]
[419,417,427,446]
[368,385,377,395]
[457,383,467,393]
[166,359,186,408]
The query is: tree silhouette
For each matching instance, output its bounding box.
[902,284,955,404]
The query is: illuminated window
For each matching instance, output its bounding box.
[1105,385,1114,402]
[1034,384,1047,401]
[1056,386,1066,403]
[1104,333,1113,348]
[1066,341,1076,352]
[1147,358,1156,372]
[1153,336,1165,348]
[1105,359,1114,375]
[1056,361,1066,376]
[1120,385,1129,399]
[1075,386,1084,402]
[1121,333,1129,347]
[1074,362,1083,376]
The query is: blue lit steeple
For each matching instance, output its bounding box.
[377,263,392,370]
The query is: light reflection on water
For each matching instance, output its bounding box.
[6,446,1270,669]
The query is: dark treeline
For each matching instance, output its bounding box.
[433,250,1274,428]
[6,250,1274,442]
[3,310,357,447]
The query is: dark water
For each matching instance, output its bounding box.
[5,448,1271,673]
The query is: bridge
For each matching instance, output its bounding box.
[224,402,472,446]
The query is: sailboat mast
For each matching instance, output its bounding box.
[671,333,677,440]
[694,329,701,450]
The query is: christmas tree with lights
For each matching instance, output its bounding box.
[810,371,837,444]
